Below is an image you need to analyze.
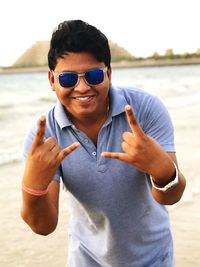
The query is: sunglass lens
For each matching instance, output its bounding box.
[59,73,78,87]
[85,69,104,85]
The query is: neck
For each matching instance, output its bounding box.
[69,101,110,144]
[70,99,109,126]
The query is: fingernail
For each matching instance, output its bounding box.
[125,105,131,110]
[75,142,80,146]
[40,116,46,122]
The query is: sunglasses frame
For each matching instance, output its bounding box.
[53,67,108,88]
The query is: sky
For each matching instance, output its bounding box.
[0,0,200,67]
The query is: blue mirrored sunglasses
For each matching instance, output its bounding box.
[53,67,107,88]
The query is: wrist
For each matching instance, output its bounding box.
[22,183,49,196]
[150,162,179,192]
[151,166,176,187]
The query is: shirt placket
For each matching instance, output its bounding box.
[71,125,97,160]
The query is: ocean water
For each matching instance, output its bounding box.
[0,64,200,166]
[0,72,55,165]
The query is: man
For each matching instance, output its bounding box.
[21,20,186,267]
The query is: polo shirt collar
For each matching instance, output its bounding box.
[55,101,72,129]
[109,85,127,117]
[54,85,127,129]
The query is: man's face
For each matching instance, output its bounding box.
[49,52,111,121]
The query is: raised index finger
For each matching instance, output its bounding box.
[125,105,144,136]
[32,116,46,147]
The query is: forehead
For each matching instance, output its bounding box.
[55,52,105,73]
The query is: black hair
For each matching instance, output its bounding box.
[48,20,111,70]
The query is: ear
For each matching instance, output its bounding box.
[48,71,55,91]
[107,67,112,86]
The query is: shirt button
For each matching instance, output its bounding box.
[92,151,97,156]
[84,139,89,143]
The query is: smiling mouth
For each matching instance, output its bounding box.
[73,95,95,102]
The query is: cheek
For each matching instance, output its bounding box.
[102,82,110,96]
[54,87,70,101]
[99,75,110,91]
[95,85,109,99]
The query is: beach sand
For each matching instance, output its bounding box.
[0,102,200,267]
[169,195,200,267]
[168,103,200,267]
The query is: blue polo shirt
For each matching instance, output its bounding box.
[23,86,175,267]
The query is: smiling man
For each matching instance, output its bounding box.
[21,20,186,267]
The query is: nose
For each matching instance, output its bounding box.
[73,76,91,92]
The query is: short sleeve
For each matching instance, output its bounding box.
[141,95,175,152]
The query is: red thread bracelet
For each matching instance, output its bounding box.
[22,183,49,196]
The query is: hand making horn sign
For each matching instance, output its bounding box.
[22,116,80,192]
[102,105,176,186]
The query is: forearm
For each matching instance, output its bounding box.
[21,181,59,235]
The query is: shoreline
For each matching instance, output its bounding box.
[1,58,200,74]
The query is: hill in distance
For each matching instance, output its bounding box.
[13,40,135,68]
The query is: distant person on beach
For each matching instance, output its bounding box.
[21,20,186,267]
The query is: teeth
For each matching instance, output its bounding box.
[76,96,91,101]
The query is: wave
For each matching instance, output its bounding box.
[166,90,200,108]
[38,96,56,103]
[0,104,14,109]
[0,155,22,166]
